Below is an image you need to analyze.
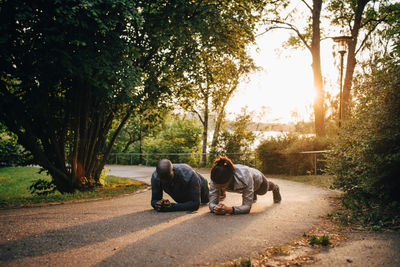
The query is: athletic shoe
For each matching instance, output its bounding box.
[273,185,282,203]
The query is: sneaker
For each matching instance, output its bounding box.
[273,185,281,203]
[219,189,226,201]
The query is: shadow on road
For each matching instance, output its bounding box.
[95,205,281,266]
[1,203,280,265]
[0,209,187,261]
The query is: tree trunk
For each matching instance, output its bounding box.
[210,86,236,153]
[311,0,325,137]
[342,0,370,119]
[201,98,209,167]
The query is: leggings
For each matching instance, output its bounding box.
[254,175,277,195]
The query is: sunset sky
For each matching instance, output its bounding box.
[226,29,339,123]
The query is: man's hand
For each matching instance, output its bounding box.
[213,203,233,215]
[155,199,171,211]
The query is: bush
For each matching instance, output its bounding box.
[256,134,333,175]
[29,179,57,196]
[143,117,202,165]
[326,55,400,226]
[211,109,257,166]
[0,125,31,166]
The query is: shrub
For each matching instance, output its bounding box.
[211,109,256,166]
[142,116,202,165]
[0,125,32,166]
[29,179,57,196]
[308,235,331,246]
[256,134,332,175]
[326,55,400,226]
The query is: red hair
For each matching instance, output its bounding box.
[211,156,235,184]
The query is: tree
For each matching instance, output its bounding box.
[111,104,169,153]
[326,53,400,223]
[0,0,145,192]
[173,1,264,166]
[263,0,326,137]
[143,115,202,166]
[212,108,256,164]
[0,0,262,192]
[0,123,31,166]
[176,51,257,166]
[327,0,399,119]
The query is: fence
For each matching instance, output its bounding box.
[107,152,258,168]
[107,150,329,175]
[298,150,329,175]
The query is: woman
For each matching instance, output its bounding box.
[209,157,281,215]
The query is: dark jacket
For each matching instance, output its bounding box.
[151,164,203,211]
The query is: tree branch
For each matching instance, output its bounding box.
[300,0,313,12]
[265,20,311,51]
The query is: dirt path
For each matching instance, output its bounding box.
[0,166,335,266]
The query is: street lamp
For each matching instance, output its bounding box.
[332,36,352,127]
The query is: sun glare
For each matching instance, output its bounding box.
[226,30,336,124]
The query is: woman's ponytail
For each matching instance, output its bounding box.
[211,156,235,184]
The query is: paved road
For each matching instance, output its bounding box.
[0,165,334,266]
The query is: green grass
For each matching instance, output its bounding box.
[271,174,334,189]
[0,166,148,208]
[308,235,331,246]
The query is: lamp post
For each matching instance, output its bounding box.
[332,36,352,127]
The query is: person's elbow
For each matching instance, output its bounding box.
[151,200,158,210]
[190,201,200,211]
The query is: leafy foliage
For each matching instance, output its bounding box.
[143,116,202,165]
[111,105,169,153]
[308,235,331,246]
[108,116,202,166]
[256,134,332,175]
[29,179,56,196]
[0,123,31,166]
[326,53,400,226]
[173,1,264,166]
[212,108,256,165]
[0,0,264,192]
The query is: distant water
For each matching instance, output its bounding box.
[252,131,287,148]
[253,131,315,148]
[255,131,288,139]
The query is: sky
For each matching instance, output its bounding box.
[225,29,338,124]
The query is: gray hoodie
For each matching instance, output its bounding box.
[209,164,265,214]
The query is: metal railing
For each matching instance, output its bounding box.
[298,150,329,175]
[107,150,330,175]
[107,152,257,168]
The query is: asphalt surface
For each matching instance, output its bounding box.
[0,165,335,266]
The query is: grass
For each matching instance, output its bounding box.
[308,235,331,246]
[0,166,148,208]
[270,174,334,189]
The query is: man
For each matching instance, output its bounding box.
[209,157,281,215]
[151,159,209,212]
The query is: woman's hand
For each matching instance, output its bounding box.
[213,203,233,215]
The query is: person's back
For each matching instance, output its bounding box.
[151,160,209,212]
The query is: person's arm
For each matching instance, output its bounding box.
[150,173,163,210]
[232,176,254,214]
[208,181,219,212]
[167,173,201,212]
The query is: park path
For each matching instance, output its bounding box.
[0,166,335,266]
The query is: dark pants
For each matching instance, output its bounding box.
[199,174,209,203]
[254,175,277,195]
